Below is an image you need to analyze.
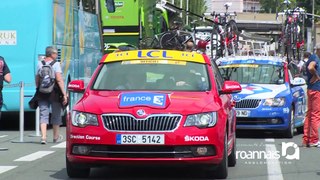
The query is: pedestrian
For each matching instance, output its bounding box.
[36,46,68,144]
[0,56,11,151]
[298,51,311,80]
[302,44,320,147]
[185,39,195,52]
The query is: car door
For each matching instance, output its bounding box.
[288,63,307,121]
[212,62,236,135]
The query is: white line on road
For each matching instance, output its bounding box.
[265,139,275,142]
[0,166,17,174]
[14,151,55,162]
[0,135,8,138]
[265,144,283,180]
[51,141,66,148]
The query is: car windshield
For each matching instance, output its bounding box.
[219,64,284,84]
[92,60,210,91]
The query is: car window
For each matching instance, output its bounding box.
[92,61,210,91]
[288,62,300,78]
[219,64,284,84]
[212,62,224,90]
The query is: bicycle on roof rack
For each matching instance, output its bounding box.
[206,2,239,59]
[277,0,306,63]
[158,20,194,50]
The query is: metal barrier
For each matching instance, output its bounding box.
[6,81,39,143]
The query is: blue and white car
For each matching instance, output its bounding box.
[218,56,307,138]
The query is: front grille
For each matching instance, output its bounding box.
[235,99,261,108]
[73,145,216,158]
[102,114,182,131]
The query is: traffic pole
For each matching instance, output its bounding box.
[12,81,31,143]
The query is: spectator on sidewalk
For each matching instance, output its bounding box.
[302,44,320,147]
[0,56,11,151]
[36,46,68,145]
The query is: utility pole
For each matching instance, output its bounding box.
[180,0,183,18]
[186,0,189,25]
[312,0,315,52]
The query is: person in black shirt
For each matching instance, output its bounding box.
[0,56,11,151]
[0,56,11,119]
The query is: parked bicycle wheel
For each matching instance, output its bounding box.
[210,29,221,58]
[140,33,163,49]
[160,32,183,50]
[226,20,239,55]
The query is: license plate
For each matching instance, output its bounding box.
[236,110,250,117]
[116,134,165,145]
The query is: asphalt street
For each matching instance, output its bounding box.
[0,113,320,179]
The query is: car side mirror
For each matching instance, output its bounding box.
[68,80,85,93]
[291,77,306,86]
[220,80,242,94]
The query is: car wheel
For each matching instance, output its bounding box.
[205,130,228,179]
[66,157,90,178]
[228,133,236,167]
[297,124,304,134]
[214,132,228,179]
[284,107,294,138]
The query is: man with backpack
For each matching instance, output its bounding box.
[302,44,320,147]
[35,46,68,144]
[0,56,11,151]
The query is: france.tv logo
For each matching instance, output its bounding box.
[120,92,166,107]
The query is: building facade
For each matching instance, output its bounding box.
[208,0,261,13]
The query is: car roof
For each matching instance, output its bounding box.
[217,55,285,66]
[100,49,210,64]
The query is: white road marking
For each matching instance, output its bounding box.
[0,166,17,174]
[0,135,8,138]
[265,139,275,142]
[265,144,283,180]
[14,151,54,162]
[51,141,66,148]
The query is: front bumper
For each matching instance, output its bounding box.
[235,107,290,130]
[66,125,225,167]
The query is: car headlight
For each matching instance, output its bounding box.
[72,111,98,127]
[263,97,285,107]
[184,112,217,128]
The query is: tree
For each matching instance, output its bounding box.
[169,0,207,26]
[260,0,320,15]
[260,0,297,13]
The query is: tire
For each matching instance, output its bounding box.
[159,32,177,50]
[206,131,228,179]
[297,124,304,134]
[284,107,295,138]
[228,133,236,167]
[227,20,239,55]
[215,133,228,179]
[66,157,90,178]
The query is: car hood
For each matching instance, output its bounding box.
[233,83,289,101]
[78,91,220,117]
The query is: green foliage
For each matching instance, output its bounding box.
[170,0,207,25]
[260,0,320,15]
[260,0,298,13]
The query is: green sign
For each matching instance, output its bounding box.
[100,0,139,26]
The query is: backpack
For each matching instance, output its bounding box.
[39,60,56,94]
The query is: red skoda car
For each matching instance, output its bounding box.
[66,50,241,179]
